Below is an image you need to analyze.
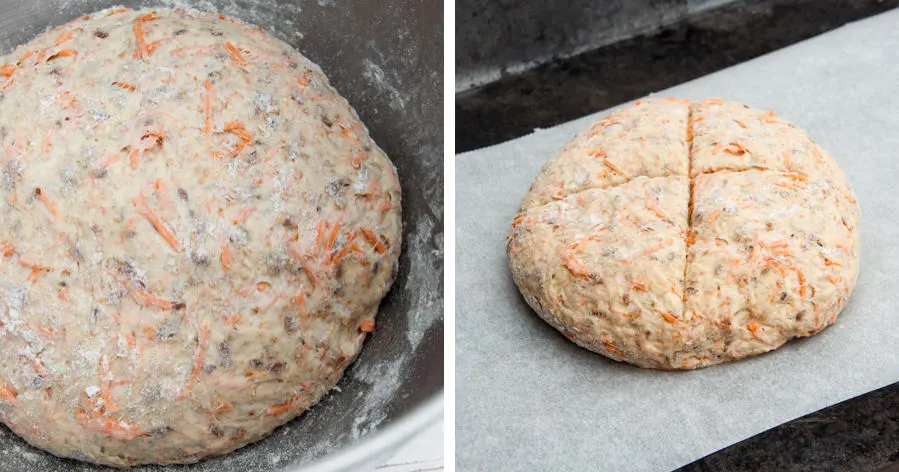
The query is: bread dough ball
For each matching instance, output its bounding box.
[0,7,401,466]
[508,98,858,370]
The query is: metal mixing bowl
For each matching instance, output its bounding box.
[0,1,444,470]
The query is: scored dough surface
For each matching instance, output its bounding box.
[508,98,859,370]
[0,7,401,467]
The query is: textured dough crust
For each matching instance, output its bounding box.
[508,98,859,370]
[520,99,690,210]
[0,7,401,467]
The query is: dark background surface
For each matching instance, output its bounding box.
[457,0,899,152]
[456,0,899,470]
[456,0,727,90]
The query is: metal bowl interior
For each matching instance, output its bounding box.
[0,1,444,470]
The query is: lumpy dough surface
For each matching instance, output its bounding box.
[508,98,859,370]
[0,7,401,467]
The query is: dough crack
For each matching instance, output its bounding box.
[523,171,691,211]
[516,174,686,219]
[681,101,697,321]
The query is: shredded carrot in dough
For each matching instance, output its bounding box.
[35,188,60,218]
[112,81,136,91]
[601,158,627,177]
[53,30,74,46]
[220,243,232,271]
[203,79,214,136]
[224,41,250,66]
[134,195,182,252]
[45,49,78,62]
[361,228,387,253]
[181,321,210,397]
[133,12,161,59]
[0,385,20,406]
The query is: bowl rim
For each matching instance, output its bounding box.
[295,390,444,471]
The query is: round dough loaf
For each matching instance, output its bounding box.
[508,98,859,370]
[0,7,401,467]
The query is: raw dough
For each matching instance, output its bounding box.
[508,98,859,370]
[0,7,401,467]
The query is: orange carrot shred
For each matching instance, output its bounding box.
[723,142,748,155]
[16,49,42,65]
[46,49,78,62]
[823,257,842,267]
[267,397,298,415]
[630,280,648,291]
[0,385,20,406]
[112,81,136,92]
[98,355,118,412]
[662,312,679,324]
[622,240,667,263]
[203,79,213,136]
[797,269,808,299]
[75,406,145,440]
[0,64,15,77]
[601,158,627,177]
[18,257,53,272]
[182,321,209,396]
[315,220,328,248]
[133,19,146,53]
[603,342,625,358]
[300,262,319,289]
[134,195,182,252]
[219,120,253,155]
[351,152,368,169]
[325,221,341,251]
[224,41,250,66]
[266,381,315,415]
[561,252,589,279]
[132,12,160,59]
[647,202,667,221]
[221,243,232,270]
[0,243,14,257]
[329,233,358,265]
[131,288,174,310]
[54,30,74,46]
[223,313,241,327]
[209,401,232,416]
[360,319,375,333]
[361,228,387,253]
[130,127,165,168]
[34,188,60,218]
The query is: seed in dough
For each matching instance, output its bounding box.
[507,98,859,370]
[0,7,402,467]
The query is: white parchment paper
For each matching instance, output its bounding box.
[456,9,899,472]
